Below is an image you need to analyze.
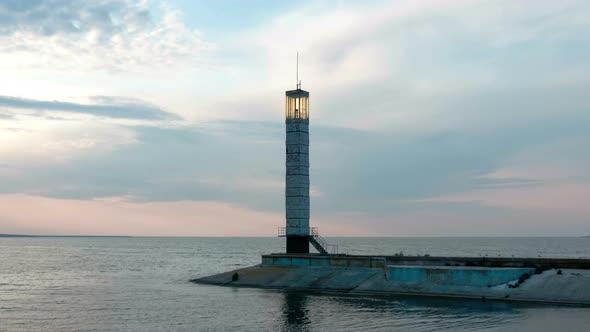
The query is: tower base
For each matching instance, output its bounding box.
[286,236,309,254]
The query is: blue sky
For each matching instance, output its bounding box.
[0,0,589,236]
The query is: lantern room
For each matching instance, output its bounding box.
[285,89,309,121]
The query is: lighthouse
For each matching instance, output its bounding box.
[285,82,310,254]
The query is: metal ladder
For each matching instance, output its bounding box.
[277,227,338,255]
[310,227,337,255]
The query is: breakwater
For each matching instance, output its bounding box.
[193,254,590,305]
[384,255,590,269]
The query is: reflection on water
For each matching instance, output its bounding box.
[274,290,524,331]
[280,293,311,331]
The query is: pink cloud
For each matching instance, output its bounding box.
[415,183,590,216]
[1,189,588,237]
[0,194,281,236]
[0,195,372,237]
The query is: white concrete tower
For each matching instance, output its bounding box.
[285,84,310,253]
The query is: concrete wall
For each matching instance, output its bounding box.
[285,119,310,236]
[261,255,534,288]
[262,255,386,269]
[387,265,535,287]
[192,264,590,305]
[386,256,590,269]
[195,257,590,304]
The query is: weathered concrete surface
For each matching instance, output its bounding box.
[285,117,309,238]
[386,256,590,269]
[192,265,590,305]
[387,265,535,287]
[495,269,590,303]
[262,254,386,268]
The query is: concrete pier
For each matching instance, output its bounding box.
[193,255,590,305]
[385,255,590,269]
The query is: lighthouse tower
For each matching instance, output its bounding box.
[285,82,310,254]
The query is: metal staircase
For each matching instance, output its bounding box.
[309,227,330,254]
[277,227,337,255]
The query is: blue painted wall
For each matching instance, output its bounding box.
[388,266,535,287]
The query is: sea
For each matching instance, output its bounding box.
[1,237,589,331]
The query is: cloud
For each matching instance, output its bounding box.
[2,110,589,236]
[317,202,590,237]
[0,194,281,236]
[0,110,14,119]
[0,163,22,179]
[0,118,138,163]
[0,0,213,71]
[0,122,283,202]
[2,115,586,212]
[0,95,180,120]
[1,1,590,236]
[227,0,590,131]
[0,0,148,36]
[415,183,590,217]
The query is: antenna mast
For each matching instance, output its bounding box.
[296,51,301,89]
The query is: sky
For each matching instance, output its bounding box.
[0,0,589,237]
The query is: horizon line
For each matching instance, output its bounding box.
[1,234,588,238]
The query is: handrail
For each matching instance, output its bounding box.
[311,227,338,254]
[278,226,338,254]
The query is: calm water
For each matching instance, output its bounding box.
[1,237,589,331]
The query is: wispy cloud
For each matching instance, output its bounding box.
[0,110,14,119]
[0,194,281,236]
[0,95,179,120]
[1,0,590,236]
[0,0,213,71]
